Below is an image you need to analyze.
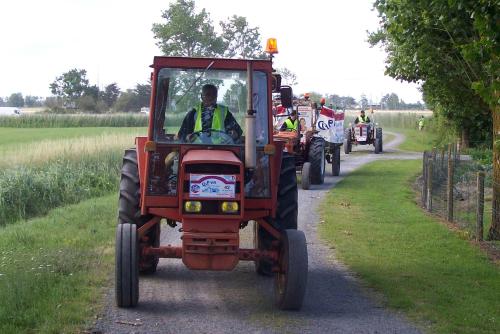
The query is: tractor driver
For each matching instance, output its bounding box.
[354,110,371,124]
[177,84,243,142]
[280,110,300,132]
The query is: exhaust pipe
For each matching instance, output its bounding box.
[245,61,256,169]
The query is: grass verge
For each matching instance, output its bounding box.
[319,159,499,334]
[387,127,437,152]
[0,194,117,333]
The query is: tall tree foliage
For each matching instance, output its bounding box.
[7,93,24,107]
[220,15,265,59]
[277,67,298,86]
[49,69,89,107]
[369,0,499,238]
[152,0,225,57]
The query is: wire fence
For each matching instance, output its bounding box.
[420,144,493,241]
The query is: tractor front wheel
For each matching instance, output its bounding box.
[255,153,298,276]
[309,138,325,184]
[118,149,159,273]
[116,223,139,308]
[274,229,308,310]
[301,162,311,190]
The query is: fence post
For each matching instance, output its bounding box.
[447,144,454,222]
[453,141,458,163]
[441,147,445,170]
[422,151,428,207]
[476,171,485,241]
[427,157,433,212]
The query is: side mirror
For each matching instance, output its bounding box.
[272,74,282,93]
[280,85,293,108]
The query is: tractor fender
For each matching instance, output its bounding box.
[135,136,148,214]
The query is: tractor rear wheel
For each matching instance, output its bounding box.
[309,138,325,184]
[116,223,139,308]
[376,128,383,152]
[274,229,308,310]
[332,145,341,176]
[255,153,298,276]
[301,162,311,190]
[118,149,159,273]
[344,129,352,154]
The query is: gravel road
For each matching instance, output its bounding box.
[93,132,423,334]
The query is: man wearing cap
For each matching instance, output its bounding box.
[178,84,243,142]
[280,110,300,132]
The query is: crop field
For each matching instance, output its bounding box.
[0,117,147,227]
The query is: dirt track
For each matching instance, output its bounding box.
[93,132,422,334]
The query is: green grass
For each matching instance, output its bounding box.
[320,160,499,334]
[0,127,146,148]
[388,127,437,152]
[0,194,117,333]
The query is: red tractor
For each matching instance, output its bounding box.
[115,40,308,310]
[273,100,326,189]
[344,120,383,154]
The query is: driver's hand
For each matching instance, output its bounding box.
[228,129,239,140]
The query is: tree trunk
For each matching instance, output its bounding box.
[461,128,470,149]
[488,104,500,240]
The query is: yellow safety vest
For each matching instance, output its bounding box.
[357,115,368,124]
[194,103,228,132]
[284,118,298,131]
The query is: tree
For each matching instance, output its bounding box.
[220,15,265,59]
[359,94,368,109]
[135,83,151,108]
[369,0,499,238]
[100,83,121,108]
[381,93,401,110]
[49,69,89,108]
[0,97,5,107]
[7,93,24,107]
[277,67,298,86]
[152,0,224,57]
[25,95,42,107]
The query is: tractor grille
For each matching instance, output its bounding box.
[186,163,239,174]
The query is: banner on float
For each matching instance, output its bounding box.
[316,107,345,144]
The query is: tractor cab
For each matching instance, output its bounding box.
[115,40,308,311]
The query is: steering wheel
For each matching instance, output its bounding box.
[187,129,236,144]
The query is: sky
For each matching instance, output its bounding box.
[0,0,423,103]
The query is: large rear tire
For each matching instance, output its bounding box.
[255,153,298,276]
[301,162,311,190]
[118,149,159,273]
[274,229,308,310]
[309,138,325,184]
[332,145,341,176]
[344,129,352,154]
[376,128,383,153]
[116,223,139,308]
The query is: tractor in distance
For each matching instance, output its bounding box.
[115,38,308,311]
[273,95,326,189]
[344,109,383,154]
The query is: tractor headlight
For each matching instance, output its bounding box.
[184,201,202,213]
[221,201,239,213]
